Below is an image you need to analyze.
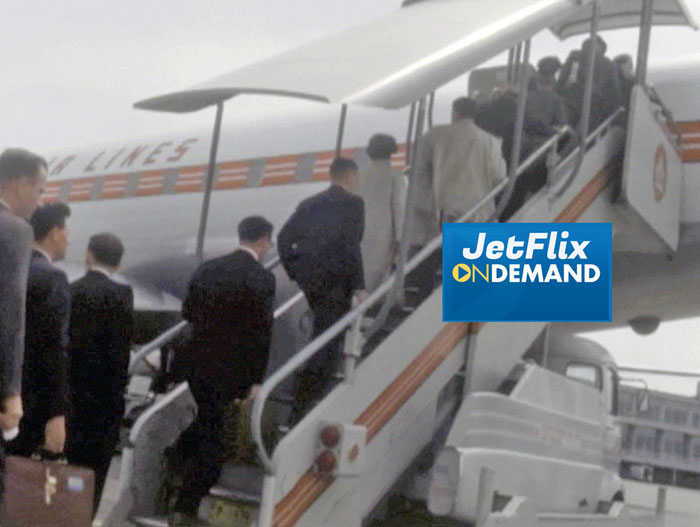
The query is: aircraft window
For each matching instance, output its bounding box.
[665,408,688,425]
[645,437,655,451]
[664,408,672,422]
[664,439,673,454]
[675,441,684,456]
[565,363,601,389]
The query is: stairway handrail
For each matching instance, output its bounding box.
[250,184,506,473]
[128,255,282,375]
[250,124,577,474]
[550,107,626,200]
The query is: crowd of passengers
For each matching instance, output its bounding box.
[0,35,635,527]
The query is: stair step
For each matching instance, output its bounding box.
[132,516,168,527]
[215,463,264,501]
[209,485,262,504]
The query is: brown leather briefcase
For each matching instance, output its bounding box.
[1,455,95,527]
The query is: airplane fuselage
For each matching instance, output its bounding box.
[41,59,700,332]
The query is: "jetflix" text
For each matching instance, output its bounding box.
[462,231,590,260]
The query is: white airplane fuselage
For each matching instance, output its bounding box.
[41,57,700,332]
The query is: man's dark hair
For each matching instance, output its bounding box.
[367,134,398,160]
[452,97,479,120]
[0,148,48,186]
[238,215,273,243]
[583,35,607,54]
[329,157,359,182]
[30,202,71,242]
[88,232,125,267]
[537,56,562,78]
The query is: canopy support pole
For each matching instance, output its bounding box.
[428,91,436,128]
[507,47,515,83]
[508,39,531,178]
[491,39,530,219]
[578,1,600,146]
[195,101,224,262]
[549,0,600,201]
[335,103,348,157]
[405,102,417,165]
[636,0,654,85]
[513,42,523,83]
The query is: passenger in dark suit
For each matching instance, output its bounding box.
[8,203,72,458]
[67,233,134,516]
[499,57,569,221]
[170,216,275,527]
[278,157,365,423]
[558,36,623,131]
[0,148,47,496]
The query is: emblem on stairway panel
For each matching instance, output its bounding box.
[653,144,668,202]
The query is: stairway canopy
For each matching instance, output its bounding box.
[136,0,699,113]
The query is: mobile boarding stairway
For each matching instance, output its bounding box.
[107,0,696,526]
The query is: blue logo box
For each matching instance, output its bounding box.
[442,223,612,322]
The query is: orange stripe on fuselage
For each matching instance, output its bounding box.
[174,165,206,193]
[43,144,410,204]
[670,121,700,163]
[263,155,298,186]
[215,160,250,190]
[101,174,130,200]
[134,170,166,197]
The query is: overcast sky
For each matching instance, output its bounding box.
[4,0,700,395]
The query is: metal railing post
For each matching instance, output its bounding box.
[196,102,225,262]
[258,474,277,527]
[343,317,364,384]
[545,140,560,188]
[462,324,476,398]
[490,39,531,220]
[636,0,654,86]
